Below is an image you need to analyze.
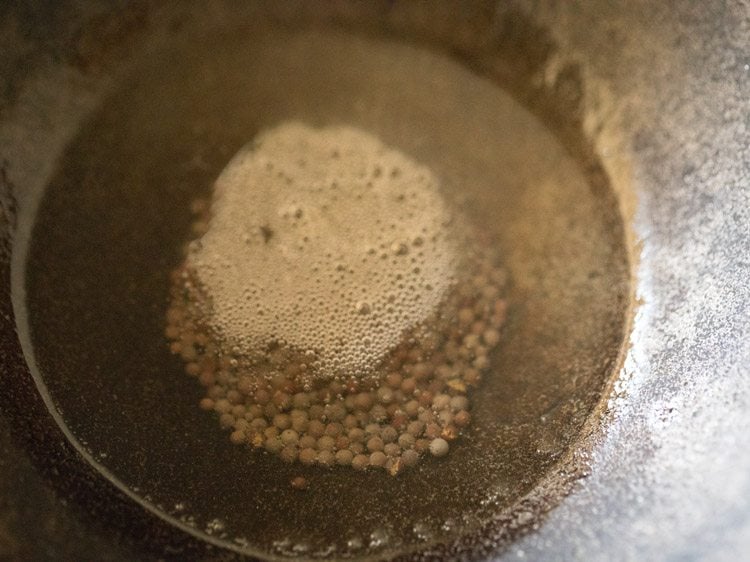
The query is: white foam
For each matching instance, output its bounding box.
[188,122,459,376]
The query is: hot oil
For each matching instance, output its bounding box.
[24,25,629,559]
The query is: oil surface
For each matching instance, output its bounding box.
[24,26,629,559]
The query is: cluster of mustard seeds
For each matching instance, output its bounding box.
[165,123,507,476]
[166,231,506,476]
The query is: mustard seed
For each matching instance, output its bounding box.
[385,372,402,388]
[348,428,365,442]
[401,377,417,394]
[398,433,415,449]
[450,396,469,411]
[355,393,373,410]
[369,451,387,467]
[325,422,343,437]
[299,447,317,465]
[458,307,475,325]
[402,449,419,467]
[280,445,298,463]
[299,435,317,449]
[335,449,354,466]
[425,423,442,439]
[407,421,424,437]
[290,476,308,490]
[308,404,325,421]
[273,413,291,430]
[432,394,451,410]
[454,410,471,427]
[263,403,278,419]
[292,392,311,409]
[370,405,387,422]
[438,410,453,425]
[219,413,235,428]
[308,420,325,438]
[381,426,398,443]
[254,389,270,405]
[429,438,449,457]
[473,356,489,370]
[317,435,335,451]
[250,418,267,431]
[215,399,232,414]
[366,436,384,452]
[325,403,347,422]
[383,443,401,457]
[352,454,369,470]
[317,449,335,467]
[291,416,309,433]
[280,429,299,445]
[263,426,278,440]
[404,400,420,417]
[265,438,282,454]
[482,329,500,346]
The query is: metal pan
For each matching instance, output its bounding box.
[0,1,747,560]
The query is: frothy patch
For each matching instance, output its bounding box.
[188,122,458,378]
